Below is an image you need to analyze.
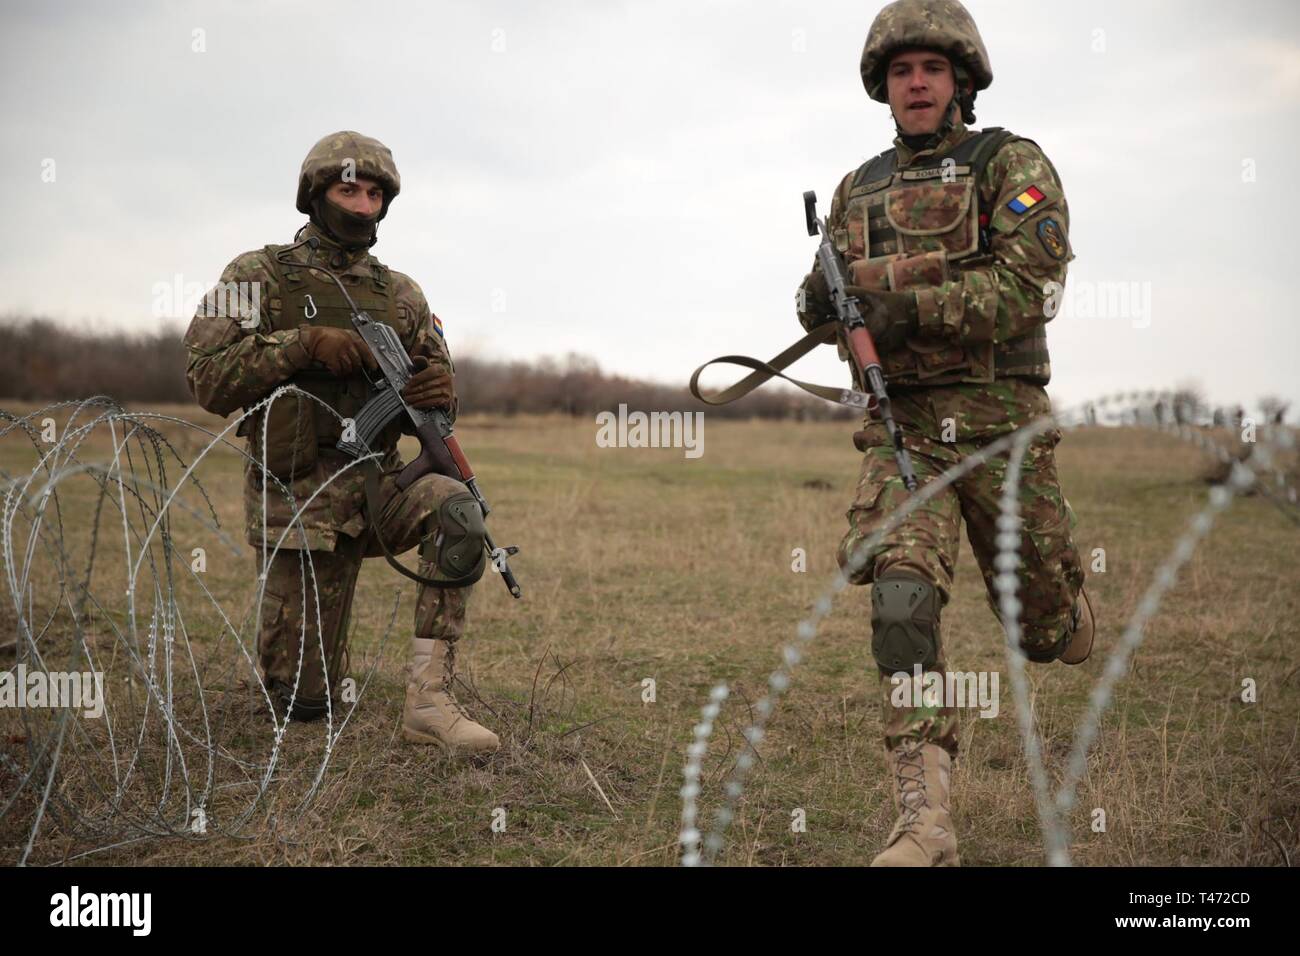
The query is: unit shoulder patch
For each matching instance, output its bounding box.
[1036,217,1068,260]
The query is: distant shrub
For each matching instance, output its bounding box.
[0,316,850,421]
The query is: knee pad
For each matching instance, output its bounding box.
[421,492,487,587]
[871,574,941,672]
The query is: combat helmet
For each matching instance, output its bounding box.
[295,130,401,222]
[860,0,992,124]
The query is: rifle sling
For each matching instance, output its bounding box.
[688,323,873,410]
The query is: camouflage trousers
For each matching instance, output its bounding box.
[256,458,475,710]
[835,379,1085,758]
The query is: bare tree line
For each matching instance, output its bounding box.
[0,316,850,420]
[4,317,1288,426]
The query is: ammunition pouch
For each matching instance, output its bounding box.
[839,127,1053,387]
[234,240,410,493]
[250,390,319,483]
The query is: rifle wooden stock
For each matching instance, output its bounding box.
[846,326,882,374]
[396,419,464,491]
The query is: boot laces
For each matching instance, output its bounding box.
[893,744,930,836]
[445,642,472,719]
[416,642,470,720]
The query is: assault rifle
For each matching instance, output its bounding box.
[803,191,919,492]
[688,193,920,494]
[276,238,521,598]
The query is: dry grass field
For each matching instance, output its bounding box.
[1,400,1297,866]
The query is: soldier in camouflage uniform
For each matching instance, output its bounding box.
[184,131,500,755]
[797,0,1095,865]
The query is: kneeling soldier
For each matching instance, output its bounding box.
[184,131,500,755]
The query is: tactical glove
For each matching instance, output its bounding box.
[401,355,454,410]
[797,270,836,331]
[846,287,919,354]
[798,271,919,353]
[298,325,378,378]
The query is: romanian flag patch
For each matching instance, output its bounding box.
[1006,185,1046,215]
[431,313,444,339]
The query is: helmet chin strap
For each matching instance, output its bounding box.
[892,94,961,151]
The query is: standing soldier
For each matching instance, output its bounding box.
[797,0,1094,864]
[184,131,500,756]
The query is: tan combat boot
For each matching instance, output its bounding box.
[870,741,959,867]
[402,638,500,755]
[1059,585,1096,665]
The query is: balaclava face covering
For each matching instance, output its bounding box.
[310,192,381,250]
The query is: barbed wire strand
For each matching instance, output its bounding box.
[0,390,406,862]
[686,389,1295,866]
[679,684,729,868]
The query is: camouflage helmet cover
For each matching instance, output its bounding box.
[295,130,401,220]
[860,0,993,103]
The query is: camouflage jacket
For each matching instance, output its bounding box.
[184,222,457,551]
[800,118,1073,397]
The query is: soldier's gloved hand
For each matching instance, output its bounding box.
[846,287,919,353]
[299,325,378,377]
[797,270,836,331]
[401,355,454,410]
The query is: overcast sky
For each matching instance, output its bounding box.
[3,0,1297,416]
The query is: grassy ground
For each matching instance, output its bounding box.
[1,400,1297,866]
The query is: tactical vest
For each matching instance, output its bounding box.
[835,127,1052,387]
[262,243,403,456]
